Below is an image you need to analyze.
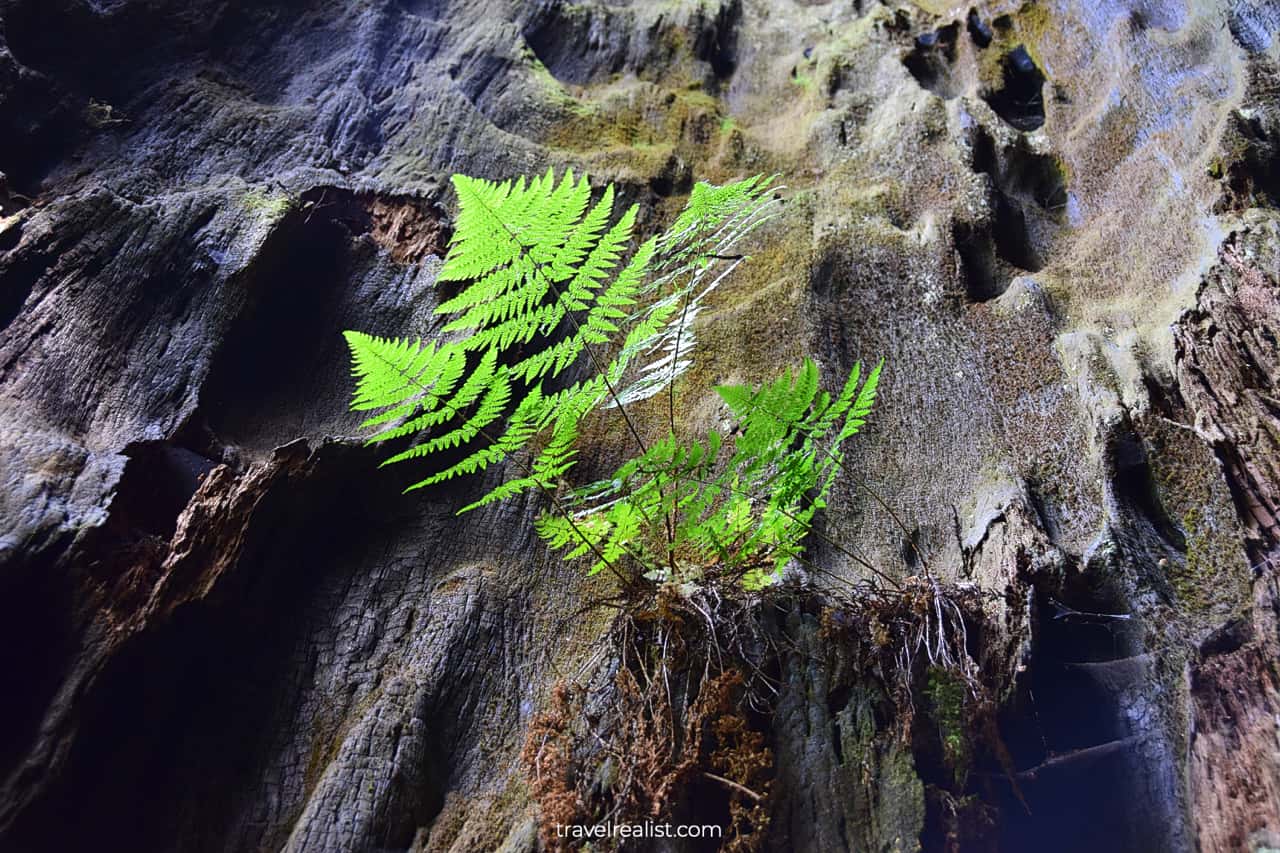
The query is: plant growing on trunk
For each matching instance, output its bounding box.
[339,171,1004,853]
[537,357,879,588]
[342,168,880,588]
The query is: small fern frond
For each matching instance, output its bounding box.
[837,359,882,442]
[614,175,781,406]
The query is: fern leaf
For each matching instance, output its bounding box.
[614,176,780,406]
[837,359,883,442]
[343,331,466,435]
[366,348,499,444]
[403,382,545,494]
[551,185,616,281]
[381,366,513,466]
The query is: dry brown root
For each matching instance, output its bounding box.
[521,577,996,851]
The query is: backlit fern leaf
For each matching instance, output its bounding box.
[344,169,781,553]
[344,332,466,434]
[406,383,546,494]
[365,348,497,444]
[380,366,513,465]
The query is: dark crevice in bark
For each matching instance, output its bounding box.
[982,45,1046,132]
[114,442,221,540]
[0,244,46,332]
[902,23,961,98]
[988,579,1162,852]
[0,543,78,788]
[1109,430,1187,553]
[956,125,1068,302]
[2,442,435,853]
[200,209,358,454]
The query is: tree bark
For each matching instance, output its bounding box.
[0,1,1277,850]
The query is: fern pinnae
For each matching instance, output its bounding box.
[561,203,637,309]
[440,424,638,585]
[810,362,862,434]
[380,366,513,466]
[840,360,882,436]
[345,332,431,411]
[364,348,496,443]
[436,254,525,306]
[550,183,616,280]
[436,176,522,283]
[500,204,639,379]
[440,264,544,335]
[662,252,748,428]
[344,332,469,437]
[648,176,779,279]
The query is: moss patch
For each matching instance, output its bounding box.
[240,188,293,220]
[924,666,971,788]
[1141,414,1252,634]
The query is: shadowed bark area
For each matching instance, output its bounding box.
[0,1,1277,851]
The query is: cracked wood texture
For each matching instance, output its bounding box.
[0,0,1278,851]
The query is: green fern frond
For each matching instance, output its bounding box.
[614,175,782,406]
[345,169,781,544]
[341,168,893,591]
[837,359,882,442]
[542,359,881,587]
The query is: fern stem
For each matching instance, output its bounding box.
[660,257,746,576]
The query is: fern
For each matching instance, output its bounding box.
[541,359,882,588]
[613,176,781,407]
[340,168,886,591]
[343,168,776,508]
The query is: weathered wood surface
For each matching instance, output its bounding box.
[0,1,1277,850]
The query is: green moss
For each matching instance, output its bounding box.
[1169,505,1248,624]
[910,0,961,14]
[1014,1,1053,41]
[1141,416,1252,632]
[924,666,970,788]
[877,741,927,851]
[974,2,1054,92]
[241,188,292,219]
[541,79,723,161]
